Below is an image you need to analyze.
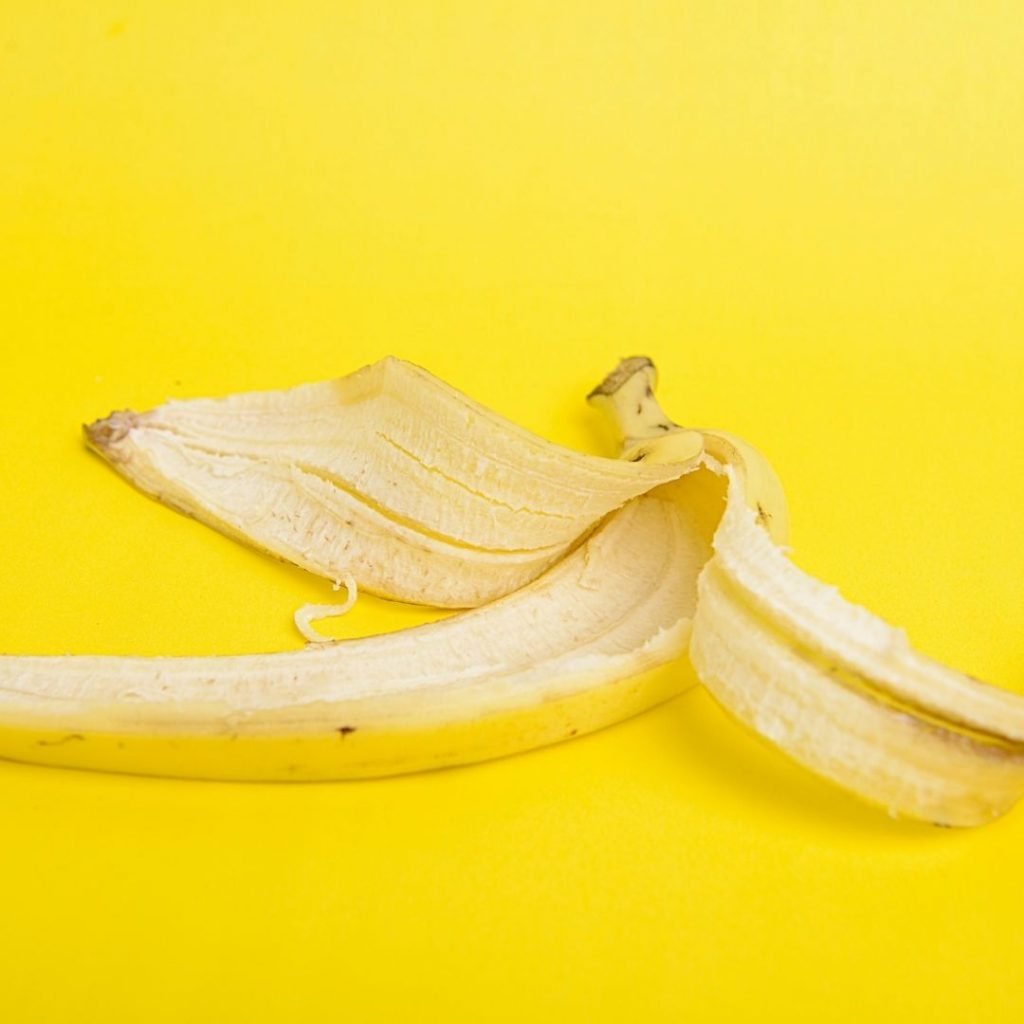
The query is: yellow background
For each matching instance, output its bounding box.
[2,2,1023,1020]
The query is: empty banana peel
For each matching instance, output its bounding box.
[0,356,1021,828]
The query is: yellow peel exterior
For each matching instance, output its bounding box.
[0,657,692,781]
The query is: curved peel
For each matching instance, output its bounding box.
[688,472,1024,826]
[590,356,1024,827]
[85,357,694,607]
[0,489,712,779]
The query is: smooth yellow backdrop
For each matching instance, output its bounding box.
[2,2,1023,1020]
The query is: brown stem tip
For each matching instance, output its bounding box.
[586,356,655,401]
[83,410,140,454]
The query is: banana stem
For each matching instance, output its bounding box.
[587,356,707,478]
[587,357,678,453]
[587,356,789,544]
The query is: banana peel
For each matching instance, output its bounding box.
[0,356,1020,827]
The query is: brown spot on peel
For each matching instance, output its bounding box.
[36,733,86,747]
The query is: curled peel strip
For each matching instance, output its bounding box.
[293,575,359,644]
[0,356,1020,826]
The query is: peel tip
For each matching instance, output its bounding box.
[82,410,141,458]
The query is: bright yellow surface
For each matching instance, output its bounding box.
[2,2,1023,1019]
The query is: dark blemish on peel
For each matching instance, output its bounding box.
[569,729,578,736]
[636,403,643,415]
[37,733,85,747]
[337,726,357,738]
[645,385,653,398]
[629,452,646,463]
[756,502,772,527]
